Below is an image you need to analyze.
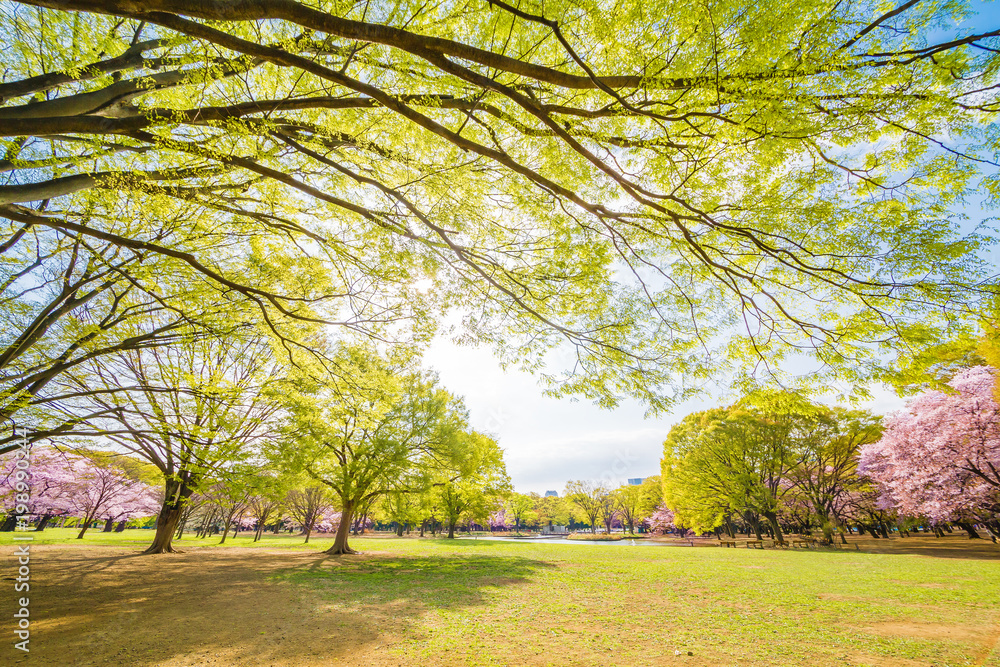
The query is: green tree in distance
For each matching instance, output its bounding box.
[506,493,537,534]
[436,433,511,538]
[565,479,608,533]
[279,343,473,554]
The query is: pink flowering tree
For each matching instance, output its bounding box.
[859,366,1000,538]
[63,454,159,539]
[1,447,159,535]
[0,447,83,530]
[97,483,162,532]
[487,507,512,532]
[644,503,676,534]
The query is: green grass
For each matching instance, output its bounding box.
[278,539,1000,666]
[4,529,999,666]
[0,526,339,549]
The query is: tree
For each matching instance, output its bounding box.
[246,474,288,542]
[597,491,618,534]
[203,476,255,544]
[3,0,998,416]
[565,480,608,533]
[638,477,664,520]
[646,504,676,535]
[284,483,335,544]
[663,394,826,540]
[487,505,512,532]
[280,344,473,554]
[436,433,511,539]
[1,445,79,530]
[534,494,574,530]
[56,330,281,553]
[859,366,1000,533]
[505,493,536,534]
[379,488,424,537]
[614,484,644,534]
[787,409,881,543]
[63,452,158,539]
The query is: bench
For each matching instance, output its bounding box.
[746,539,764,549]
[791,539,812,548]
[771,539,790,549]
[720,539,738,548]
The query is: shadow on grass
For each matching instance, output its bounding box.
[277,551,553,614]
[3,544,551,666]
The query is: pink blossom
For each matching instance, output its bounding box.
[858,366,1000,523]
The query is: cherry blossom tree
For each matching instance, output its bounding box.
[1,447,81,530]
[645,504,676,535]
[859,366,1000,536]
[1,447,158,534]
[96,482,161,533]
[487,507,512,532]
[58,454,158,539]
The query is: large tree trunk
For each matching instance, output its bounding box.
[115,520,127,532]
[102,518,115,532]
[77,514,97,539]
[143,477,194,554]
[325,502,357,555]
[955,521,982,539]
[396,522,404,537]
[34,514,53,532]
[447,518,456,539]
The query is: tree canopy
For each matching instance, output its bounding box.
[662,393,881,540]
[2,0,998,415]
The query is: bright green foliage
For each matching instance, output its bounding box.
[662,394,882,540]
[505,493,537,533]
[564,479,610,533]
[435,432,512,537]
[378,489,424,535]
[532,493,576,528]
[637,476,664,518]
[2,0,998,412]
[277,343,478,553]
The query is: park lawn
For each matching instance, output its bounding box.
[1,530,998,666]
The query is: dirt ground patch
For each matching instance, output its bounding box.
[2,546,415,667]
[865,621,990,643]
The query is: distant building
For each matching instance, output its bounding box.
[627,478,644,486]
[544,490,558,497]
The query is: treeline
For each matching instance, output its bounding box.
[0,330,512,555]
[660,369,1000,544]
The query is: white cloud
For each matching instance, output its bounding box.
[426,335,909,495]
